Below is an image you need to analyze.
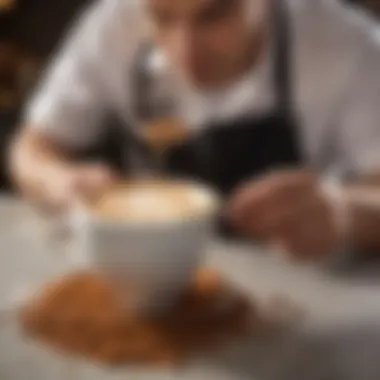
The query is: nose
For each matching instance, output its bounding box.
[172,26,199,69]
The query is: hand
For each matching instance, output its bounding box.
[43,162,119,213]
[227,170,341,261]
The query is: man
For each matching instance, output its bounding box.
[9,0,380,259]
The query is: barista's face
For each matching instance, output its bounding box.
[146,0,267,89]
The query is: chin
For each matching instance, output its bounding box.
[185,70,224,90]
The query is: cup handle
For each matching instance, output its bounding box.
[45,202,85,249]
[61,204,92,268]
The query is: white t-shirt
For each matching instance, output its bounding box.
[25,0,380,180]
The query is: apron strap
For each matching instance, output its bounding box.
[272,0,294,115]
[131,41,155,122]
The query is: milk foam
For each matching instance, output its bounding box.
[88,181,218,222]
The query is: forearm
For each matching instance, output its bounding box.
[9,127,73,202]
[344,185,380,251]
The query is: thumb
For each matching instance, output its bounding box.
[42,176,78,215]
[74,164,119,199]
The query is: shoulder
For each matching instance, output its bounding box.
[290,0,380,110]
[42,0,146,110]
[291,0,380,70]
[61,0,145,60]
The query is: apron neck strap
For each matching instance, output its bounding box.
[131,41,155,121]
[272,0,294,115]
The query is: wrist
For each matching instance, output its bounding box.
[321,181,380,255]
[343,187,380,252]
[320,180,353,252]
[31,160,74,208]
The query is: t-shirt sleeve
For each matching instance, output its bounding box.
[23,0,131,150]
[337,31,380,180]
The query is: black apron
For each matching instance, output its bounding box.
[130,0,302,197]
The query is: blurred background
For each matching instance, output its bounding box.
[0,0,379,191]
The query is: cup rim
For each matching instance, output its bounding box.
[72,179,221,229]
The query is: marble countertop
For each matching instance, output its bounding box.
[1,196,380,380]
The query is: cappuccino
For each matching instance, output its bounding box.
[71,179,219,314]
[84,179,219,223]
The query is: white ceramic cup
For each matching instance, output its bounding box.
[68,180,220,314]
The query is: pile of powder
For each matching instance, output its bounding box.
[19,268,256,367]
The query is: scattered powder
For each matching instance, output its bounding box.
[19,268,258,367]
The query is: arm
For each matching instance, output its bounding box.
[10,128,75,204]
[334,31,380,252]
[9,1,128,207]
[228,1,380,258]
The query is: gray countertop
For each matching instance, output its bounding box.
[1,196,380,380]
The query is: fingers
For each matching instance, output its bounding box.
[272,197,337,260]
[43,163,120,214]
[245,193,311,239]
[239,191,314,242]
[226,170,339,259]
[228,170,315,224]
[228,170,316,239]
[41,170,78,214]
[74,163,119,201]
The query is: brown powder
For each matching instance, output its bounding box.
[19,268,257,367]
